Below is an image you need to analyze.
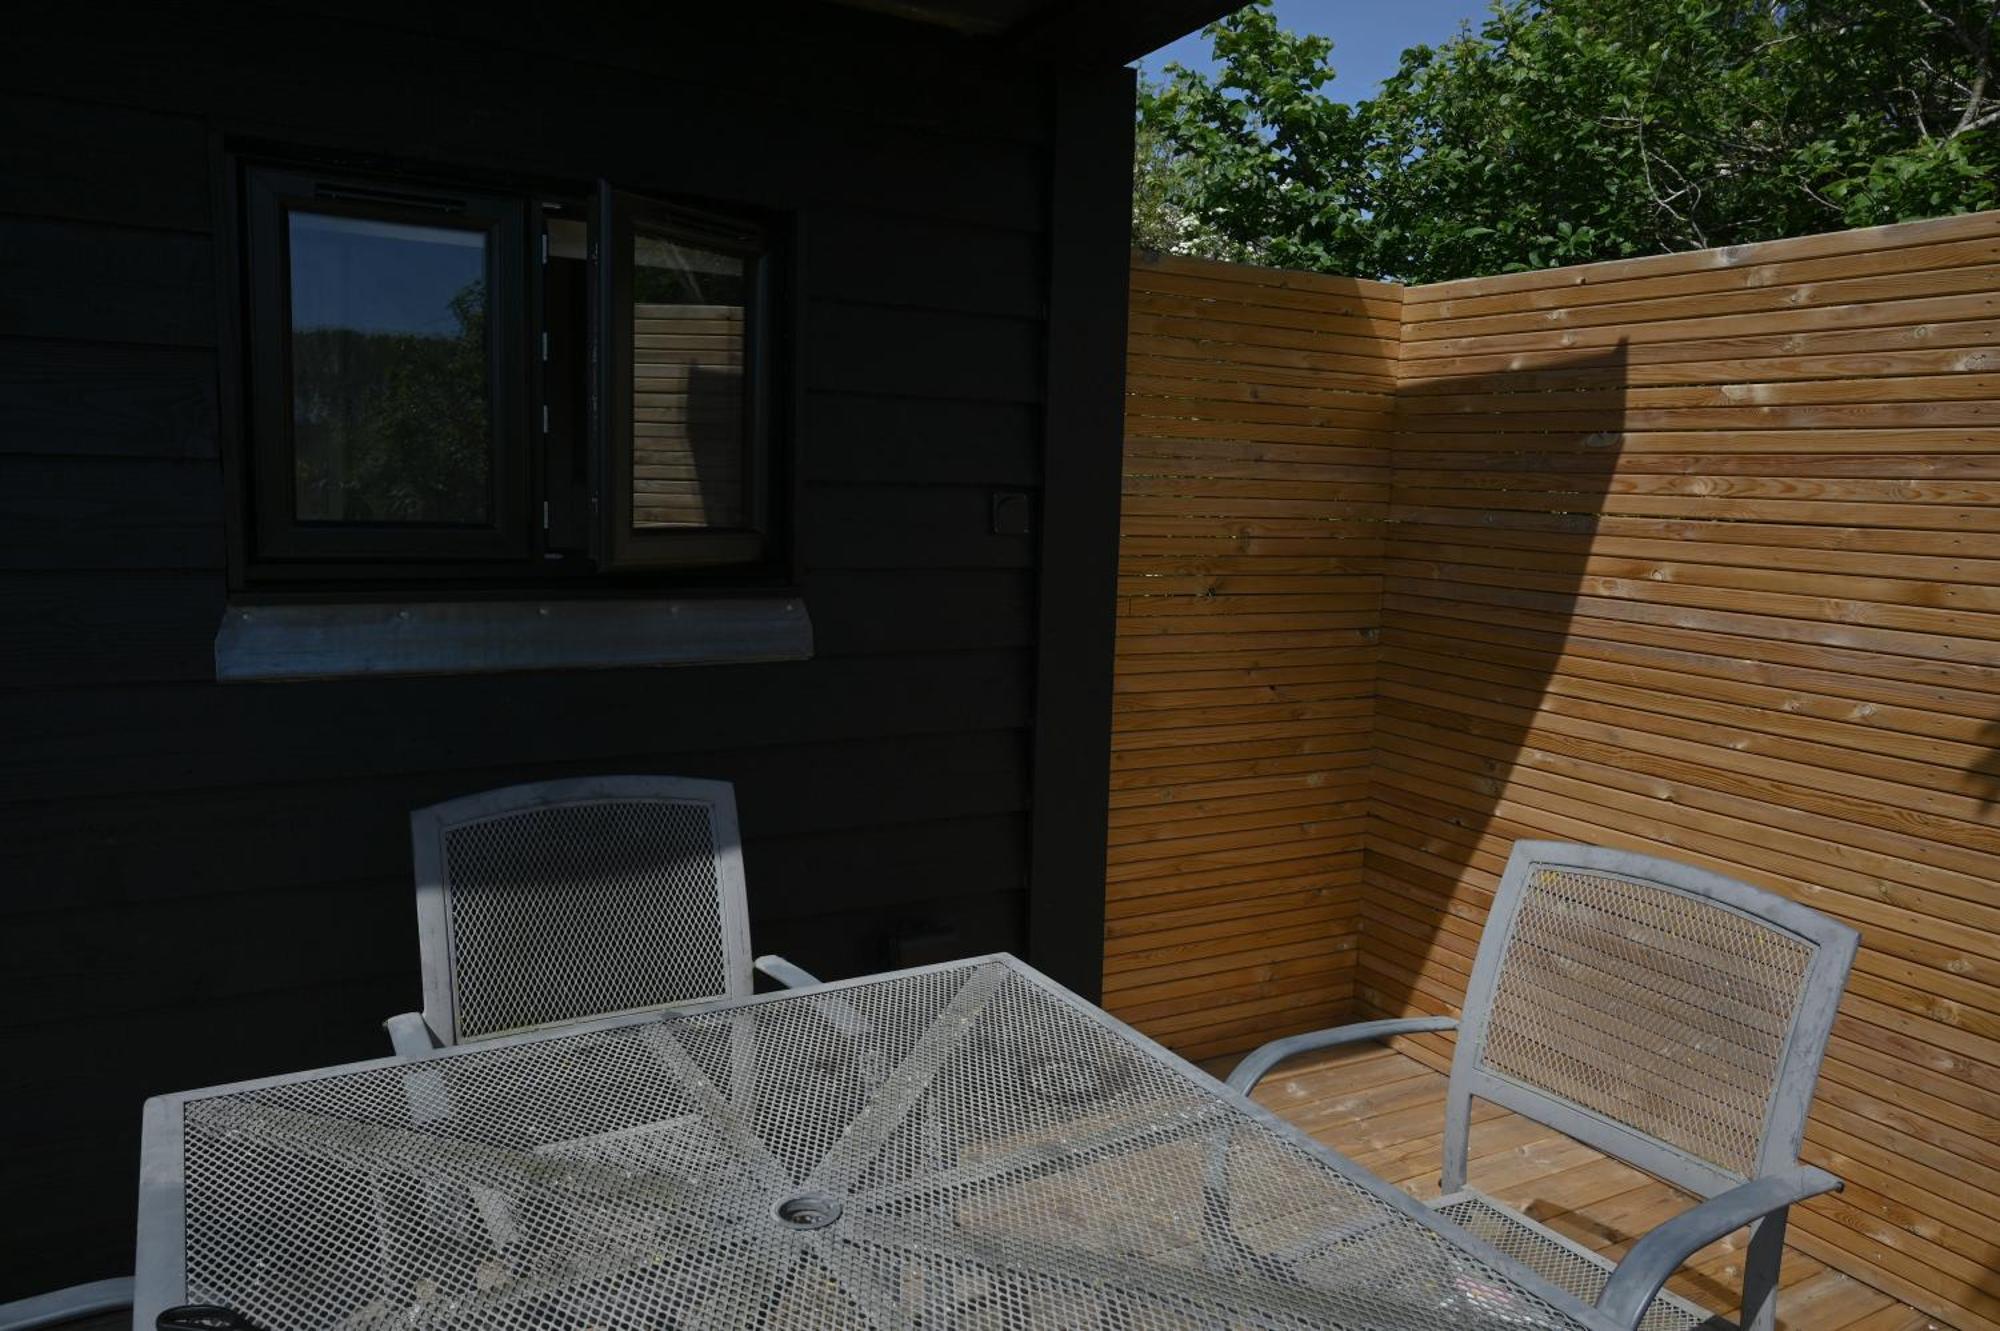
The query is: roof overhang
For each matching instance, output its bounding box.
[828,0,1241,66]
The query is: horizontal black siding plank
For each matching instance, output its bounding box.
[444,3,1052,145]
[806,210,1045,318]
[803,484,1039,570]
[0,94,211,232]
[806,301,1044,403]
[5,10,1049,231]
[725,728,1031,838]
[4,816,1028,1024]
[752,887,1025,982]
[0,971,425,1119]
[1,470,1046,576]
[0,651,1032,803]
[802,394,1041,487]
[0,731,1032,916]
[0,341,218,460]
[0,574,222,688]
[7,1,1053,149]
[807,570,1035,657]
[0,457,222,571]
[0,568,1034,690]
[743,813,1028,917]
[4,880,412,1029]
[0,219,215,347]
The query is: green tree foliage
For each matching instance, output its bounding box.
[1137,0,2000,282]
[292,279,491,523]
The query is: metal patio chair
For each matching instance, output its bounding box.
[384,775,820,1056]
[0,1277,133,1331]
[1228,841,1858,1331]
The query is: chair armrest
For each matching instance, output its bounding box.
[0,1275,133,1331]
[1226,1017,1459,1094]
[1596,1166,1843,1331]
[753,954,822,989]
[753,955,875,1037]
[384,1011,443,1059]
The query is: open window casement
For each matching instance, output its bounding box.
[594,184,773,571]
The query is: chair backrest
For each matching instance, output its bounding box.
[1443,841,1858,1199]
[410,775,753,1045]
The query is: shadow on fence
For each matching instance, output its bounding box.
[1361,339,1632,1029]
[1971,719,2000,811]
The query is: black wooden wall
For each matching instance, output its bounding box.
[0,2,1131,1296]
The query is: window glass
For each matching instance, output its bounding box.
[288,211,492,524]
[631,231,747,530]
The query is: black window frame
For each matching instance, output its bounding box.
[222,148,794,594]
[241,165,532,568]
[597,186,774,573]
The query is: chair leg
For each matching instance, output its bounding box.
[1440,1088,1472,1193]
[1739,1206,1789,1331]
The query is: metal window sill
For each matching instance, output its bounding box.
[214,597,812,682]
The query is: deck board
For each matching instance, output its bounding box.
[1219,1041,1948,1331]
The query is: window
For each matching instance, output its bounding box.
[231,157,787,588]
[600,189,773,571]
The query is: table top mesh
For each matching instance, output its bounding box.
[167,957,1596,1330]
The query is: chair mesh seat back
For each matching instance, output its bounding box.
[443,798,733,1041]
[1478,863,1815,1179]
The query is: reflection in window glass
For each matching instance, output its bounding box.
[632,231,746,530]
[289,211,491,524]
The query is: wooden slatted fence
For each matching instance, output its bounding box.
[1111,210,2000,1330]
[633,302,744,527]
[1107,254,1399,1064]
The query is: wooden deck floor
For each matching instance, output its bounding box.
[1229,1040,1946,1331]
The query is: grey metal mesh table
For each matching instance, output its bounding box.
[137,955,1614,1331]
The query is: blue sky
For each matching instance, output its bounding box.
[1136,1,1493,104]
[290,212,485,337]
